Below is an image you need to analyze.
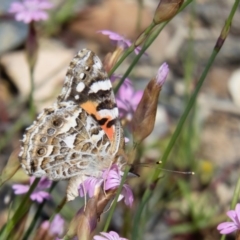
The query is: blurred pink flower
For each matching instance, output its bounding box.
[12,177,51,203]
[217,204,240,234]
[112,76,143,120]
[41,214,65,237]
[93,231,128,240]
[103,164,134,207]
[78,177,103,198]
[98,30,142,55]
[9,0,53,24]
[156,62,169,87]
[79,165,134,207]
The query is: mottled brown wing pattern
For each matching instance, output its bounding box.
[19,102,113,180]
[19,49,125,201]
[58,49,124,152]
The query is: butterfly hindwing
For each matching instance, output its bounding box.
[19,102,113,180]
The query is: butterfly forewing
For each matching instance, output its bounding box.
[57,49,124,151]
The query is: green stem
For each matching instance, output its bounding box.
[114,0,193,94]
[21,182,58,240]
[103,166,131,232]
[0,116,24,152]
[29,66,36,119]
[230,177,240,210]
[109,46,135,77]
[108,22,156,80]
[220,177,240,240]
[49,196,67,223]
[113,23,163,94]
[0,178,40,239]
[132,0,239,237]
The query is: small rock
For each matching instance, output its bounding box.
[0,39,74,111]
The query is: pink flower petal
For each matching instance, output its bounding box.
[122,185,134,207]
[97,30,143,55]
[235,204,240,224]
[217,222,238,234]
[94,231,128,240]
[12,184,29,194]
[227,210,238,224]
[79,177,103,198]
[40,214,65,237]
[49,214,65,236]
[31,191,50,203]
[8,0,53,23]
[156,63,169,87]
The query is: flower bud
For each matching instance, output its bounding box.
[131,63,169,143]
[103,43,125,73]
[153,0,184,24]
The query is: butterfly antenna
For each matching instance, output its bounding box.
[156,161,195,175]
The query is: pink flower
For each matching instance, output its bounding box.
[98,30,142,55]
[112,76,143,120]
[217,204,240,234]
[78,177,103,198]
[41,214,65,237]
[156,62,169,87]
[93,231,128,240]
[9,0,53,24]
[79,165,134,207]
[12,177,51,203]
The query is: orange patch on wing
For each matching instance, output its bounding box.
[80,101,115,141]
[81,101,98,116]
[102,124,114,141]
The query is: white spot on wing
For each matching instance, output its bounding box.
[93,56,103,69]
[76,82,85,92]
[64,135,77,148]
[75,95,80,100]
[98,107,119,118]
[80,73,85,79]
[89,80,112,93]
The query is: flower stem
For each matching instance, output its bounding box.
[29,65,36,119]
[103,166,131,232]
[114,0,193,94]
[132,0,239,237]
[220,177,240,240]
[0,178,40,239]
[49,196,67,223]
[21,182,58,240]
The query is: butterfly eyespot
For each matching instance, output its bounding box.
[52,118,64,128]
[60,147,68,154]
[60,141,67,147]
[85,66,90,71]
[37,147,46,156]
[47,128,56,135]
[40,136,47,143]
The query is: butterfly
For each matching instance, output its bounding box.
[19,49,125,201]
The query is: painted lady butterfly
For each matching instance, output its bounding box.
[19,49,125,201]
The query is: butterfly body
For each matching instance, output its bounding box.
[19,49,125,201]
